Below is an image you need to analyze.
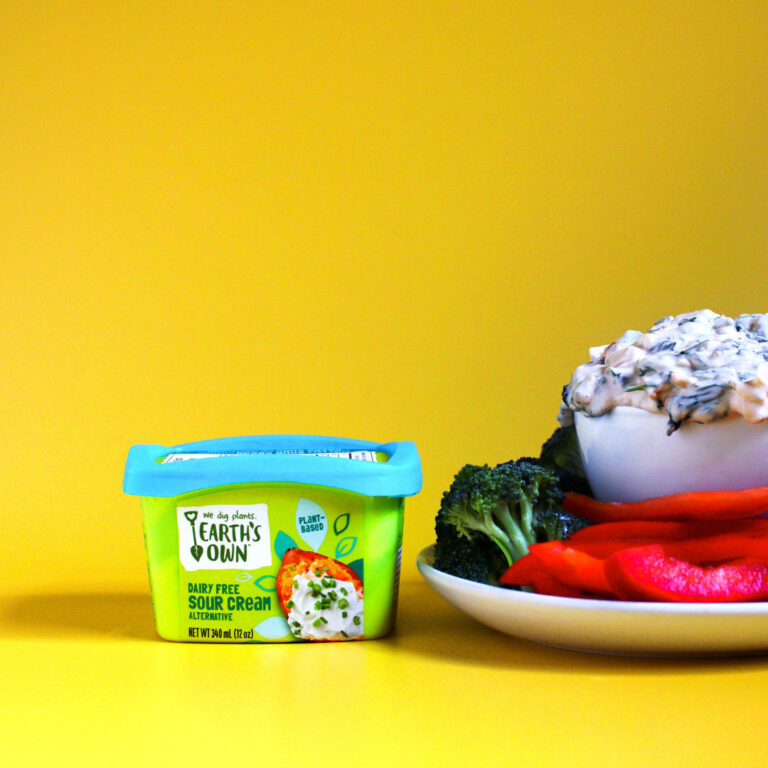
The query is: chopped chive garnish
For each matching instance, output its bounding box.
[328,591,337,601]
[341,631,348,638]
[286,600,294,609]
[340,587,348,596]
[338,598,349,609]
[292,621,300,627]
[353,615,360,626]
[342,611,347,618]
[625,384,651,392]
[315,568,322,576]
[293,580,298,589]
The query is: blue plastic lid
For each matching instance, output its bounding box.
[123,435,422,498]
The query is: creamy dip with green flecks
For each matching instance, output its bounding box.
[286,573,364,640]
[560,310,768,434]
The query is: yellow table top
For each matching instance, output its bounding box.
[4,576,768,768]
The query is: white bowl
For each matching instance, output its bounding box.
[575,406,768,502]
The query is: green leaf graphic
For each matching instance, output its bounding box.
[184,510,198,524]
[254,575,277,593]
[333,513,350,536]
[236,572,253,582]
[190,545,203,561]
[335,536,357,559]
[347,558,364,582]
[254,616,292,640]
[274,531,298,559]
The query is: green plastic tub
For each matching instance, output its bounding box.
[123,436,422,643]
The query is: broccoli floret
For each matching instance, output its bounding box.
[539,424,592,496]
[443,463,538,564]
[434,519,505,584]
[433,460,588,583]
[533,506,592,541]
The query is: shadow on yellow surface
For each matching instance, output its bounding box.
[0,593,157,641]
[3,581,768,677]
[390,580,768,674]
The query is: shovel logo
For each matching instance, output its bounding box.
[184,510,204,561]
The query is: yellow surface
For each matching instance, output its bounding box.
[3,1,768,765]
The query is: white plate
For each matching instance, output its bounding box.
[417,545,768,656]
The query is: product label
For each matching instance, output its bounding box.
[171,487,373,643]
[177,505,272,572]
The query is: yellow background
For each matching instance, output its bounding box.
[3,2,768,766]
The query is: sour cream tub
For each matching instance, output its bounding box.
[575,406,768,503]
[124,436,421,643]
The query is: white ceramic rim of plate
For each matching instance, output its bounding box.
[417,545,768,615]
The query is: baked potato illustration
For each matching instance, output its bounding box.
[276,548,364,641]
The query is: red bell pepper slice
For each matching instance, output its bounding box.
[569,518,768,543]
[500,550,605,598]
[525,541,614,596]
[566,530,768,564]
[604,544,768,602]
[530,571,591,598]
[663,535,768,564]
[563,486,768,523]
[499,553,540,587]
[553,535,768,564]
[557,538,661,559]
